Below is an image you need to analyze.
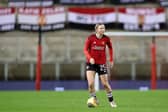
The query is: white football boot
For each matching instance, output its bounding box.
[110,101,117,108]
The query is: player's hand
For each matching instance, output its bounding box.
[110,61,114,68]
[90,58,95,64]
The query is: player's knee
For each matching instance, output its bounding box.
[88,83,94,89]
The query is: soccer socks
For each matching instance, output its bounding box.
[90,92,96,98]
[107,92,114,102]
[90,92,113,102]
[89,92,116,107]
[107,92,117,107]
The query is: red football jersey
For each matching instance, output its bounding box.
[84,34,113,64]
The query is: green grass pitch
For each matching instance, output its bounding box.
[0,90,168,112]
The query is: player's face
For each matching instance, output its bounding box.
[96,25,105,35]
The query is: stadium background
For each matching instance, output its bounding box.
[0,0,168,90]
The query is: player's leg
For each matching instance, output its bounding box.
[100,75,117,107]
[99,74,117,107]
[86,70,99,106]
[99,74,111,92]
[86,70,96,97]
[98,64,117,107]
[86,63,99,106]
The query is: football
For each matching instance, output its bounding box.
[87,97,98,107]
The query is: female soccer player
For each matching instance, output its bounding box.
[84,23,117,108]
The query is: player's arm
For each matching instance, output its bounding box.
[84,38,95,64]
[107,38,114,67]
[84,38,91,59]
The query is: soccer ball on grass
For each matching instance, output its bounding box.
[87,97,98,107]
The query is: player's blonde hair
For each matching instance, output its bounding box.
[94,23,105,30]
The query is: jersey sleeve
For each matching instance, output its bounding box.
[84,37,92,60]
[107,37,113,63]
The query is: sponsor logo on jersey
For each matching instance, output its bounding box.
[92,45,104,50]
